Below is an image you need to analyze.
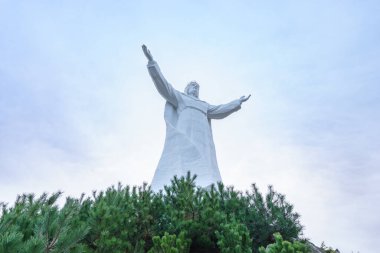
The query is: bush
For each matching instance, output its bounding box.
[258,233,310,253]
[148,231,191,253]
[0,192,89,253]
[216,219,252,253]
[0,172,304,252]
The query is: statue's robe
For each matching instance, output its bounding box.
[147,60,242,191]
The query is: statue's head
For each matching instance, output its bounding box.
[184,81,200,98]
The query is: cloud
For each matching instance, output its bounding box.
[1,1,380,252]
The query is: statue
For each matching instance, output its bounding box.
[142,45,251,191]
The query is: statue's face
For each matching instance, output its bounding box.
[186,83,199,98]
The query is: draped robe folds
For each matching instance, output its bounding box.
[147,60,243,191]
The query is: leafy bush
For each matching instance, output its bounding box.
[258,233,309,253]
[0,192,89,253]
[148,231,191,253]
[0,172,304,252]
[216,219,252,253]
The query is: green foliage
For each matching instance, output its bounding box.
[0,172,304,252]
[320,242,339,253]
[85,183,153,252]
[258,233,310,253]
[216,219,252,253]
[148,231,191,253]
[242,184,303,250]
[0,192,89,253]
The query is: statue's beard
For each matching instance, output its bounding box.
[188,90,199,98]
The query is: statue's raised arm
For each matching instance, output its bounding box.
[142,44,179,107]
[142,44,153,61]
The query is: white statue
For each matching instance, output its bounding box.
[142,45,251,191]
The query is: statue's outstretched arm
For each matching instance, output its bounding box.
[207,94,251,119]
[142,44,153,61]
[142,45,179,107]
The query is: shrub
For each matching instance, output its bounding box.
[0,172,304,252]
[0,193,89,253]
[148,231,191,253]
[258,233,310,253]
[216,219,252,253]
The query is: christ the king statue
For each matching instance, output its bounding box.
[142,45,251,191]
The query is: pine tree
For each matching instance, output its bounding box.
[0,192,89,252]
[148,232,191,253]
[216,219,252,253]
[258,233,310,253]
[0,172,305,253]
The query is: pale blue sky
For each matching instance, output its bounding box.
[1,1,379,252]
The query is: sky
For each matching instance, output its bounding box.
[1,1,379,252]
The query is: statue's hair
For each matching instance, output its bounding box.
[184,81,199,94]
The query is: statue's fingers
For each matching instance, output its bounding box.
[241,95,250,102]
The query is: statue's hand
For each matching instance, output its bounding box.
[240,94,251,103]
[142,44,153,61]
